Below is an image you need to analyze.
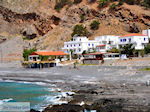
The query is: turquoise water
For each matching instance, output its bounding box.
[0,81,62,111]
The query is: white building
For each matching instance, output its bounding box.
[118,34,149,50]
[62,36,99,54]
[95,35,119,52]
[142,29,150,38]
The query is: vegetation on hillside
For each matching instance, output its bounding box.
[54,0,149,11]
[55,0,71,11]
[90,20,100,30]
[23,48,37,61]
[71,25,89,37]
[142,0,150,8]
[74,0,82,4]
[98,0,110,8]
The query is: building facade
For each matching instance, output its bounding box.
[62,29,150,55]
[95,35,119,52]
[62,36,99,54]
[118,34,149,50]
[142,29,150,38]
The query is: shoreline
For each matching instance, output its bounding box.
[1,65,150,112]
[0,80,75,112]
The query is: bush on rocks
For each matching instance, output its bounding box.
[72,24,89,37]
[90,20,100,30]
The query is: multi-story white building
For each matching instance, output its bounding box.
[95,35,119,52]
[62,30,150,56]
[142,29,150,38]
[62,36,99,54]
[118,34,149,50]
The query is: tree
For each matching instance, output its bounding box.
[71,25,89,37]
[108,48,120,53]
[120,44,135,57]
[23,48,37,61]
[144,44,150,54]
[90,20,100,30]
[82,50,88,55]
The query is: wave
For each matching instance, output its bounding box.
[0,80,75,111]
[0,98,13,105]
[0,79,56,87]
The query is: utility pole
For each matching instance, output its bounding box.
[69,51,72,61]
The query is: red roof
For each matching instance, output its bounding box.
[119,34,147,38]
[83,52,106,55]
[96,44,106,47]
[30,51,68,56]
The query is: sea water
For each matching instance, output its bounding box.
[0,81,65,111]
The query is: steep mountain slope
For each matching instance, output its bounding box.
[0,0,149,50]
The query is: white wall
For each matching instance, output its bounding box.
[119,35,149,50]
[62,36,99,54]
[142,29,150,38]
[95,35,119,52]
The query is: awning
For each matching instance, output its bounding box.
[30,51,68,56]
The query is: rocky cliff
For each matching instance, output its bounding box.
[0,0,149,50]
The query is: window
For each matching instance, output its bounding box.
[120,39,122,42]
[79,44,80,46]
[144,38,146,41]
[88,44,90,46]
[129,38,131,42]
[70,44,72,47]
[124,39,126,42]
[74,44,76,47]
[80,39,81,41]
[67,45,68,47]
[78,48,81,52]
[92,44,94,46]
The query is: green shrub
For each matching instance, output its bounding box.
[23,48,37,61]
[71,25,89,37]
[144,44,150,54]
[74,0,82,4]
[120,44,135,56]
[108,48,120,53]
[118,0,124,6]
[54,0,70,11]
[90,20,100,30]
[125,0,135,5]
[98,0,110,8]
[121,0,141,5]
[142,0,150,8]
[39,55,49,61]
[80,14,85,23]
[109,3,117,10]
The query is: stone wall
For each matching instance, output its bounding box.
[83,59,101,65]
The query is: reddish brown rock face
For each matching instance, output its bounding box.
[0,0,149,50]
